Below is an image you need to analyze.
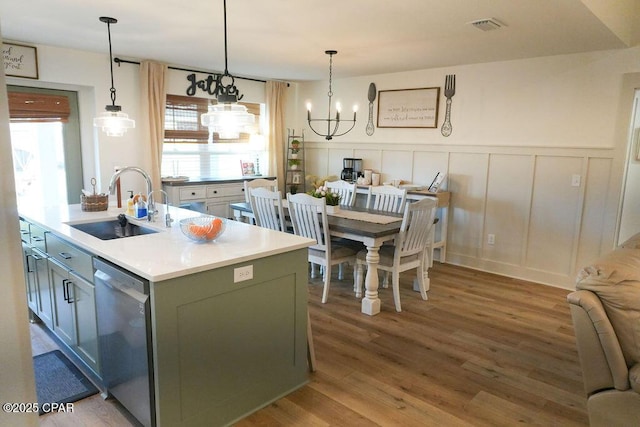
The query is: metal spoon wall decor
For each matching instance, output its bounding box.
[441,74,456,137]
[366,82,376,136]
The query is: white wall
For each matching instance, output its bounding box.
[290,46,640,289]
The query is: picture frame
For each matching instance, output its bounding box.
[292,173,301,184]
[377,87,440,128]
[428,172,446,193]
[2,42,39,79]
[240,160,255,176]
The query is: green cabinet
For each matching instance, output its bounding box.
[20,222,54,329]
[23,243,38,314]
[20,217,101,377]
[33,248,54,329]
[49,257,100,375]
[49,258,76,346]
[151,248,310,426]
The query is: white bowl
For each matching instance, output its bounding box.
[179,216,226,242]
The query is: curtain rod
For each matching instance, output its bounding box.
[114,57,267,84]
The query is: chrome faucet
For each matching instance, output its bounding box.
[108,167,153,218]
[147,189,173,227]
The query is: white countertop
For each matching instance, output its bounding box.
[19,203,314,282]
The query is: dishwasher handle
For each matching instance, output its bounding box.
[95,269,149,304]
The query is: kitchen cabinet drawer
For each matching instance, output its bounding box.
[179,186,207,201]
[30,223,47,252]
[46,233,93,282]
[206,184,244,199]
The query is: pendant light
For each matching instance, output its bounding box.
[93,17,135,137]
[307,50,357,140]
[200,0,255,140]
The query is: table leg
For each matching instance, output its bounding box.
[361,245,381,316]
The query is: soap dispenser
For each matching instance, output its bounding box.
[134,193,148,219]
[125,191,135,216]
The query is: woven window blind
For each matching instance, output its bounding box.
[164,94,259,143]
[8,91,71,123]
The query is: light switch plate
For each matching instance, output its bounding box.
[571,174,581,187]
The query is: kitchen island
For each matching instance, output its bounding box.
[19,203,314,426]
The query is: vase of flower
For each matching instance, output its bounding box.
[309,185,341,213]
[326,205,340,214]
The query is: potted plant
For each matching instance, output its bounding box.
[288,159,300,170]
[290,139,301,159]
[309,185,341,213]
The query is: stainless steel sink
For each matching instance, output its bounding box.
[70,219,159,240]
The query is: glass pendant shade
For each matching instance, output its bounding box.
[93,16,134,137]
[201,103,255,140]
[93,111,135,137]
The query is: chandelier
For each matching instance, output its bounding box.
[93,17,135,137]
[201,0,255,140]
[307,50,357,141]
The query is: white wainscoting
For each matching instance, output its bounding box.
[304,142,617,289]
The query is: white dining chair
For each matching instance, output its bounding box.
[287,192,357,304]
[244,178,278,203]
[324,180,357,207]
[355,197,437,312]
[248,187,286,232]
[366,185,407,213]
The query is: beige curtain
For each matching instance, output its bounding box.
[266,81,287,192]
[139,61,167,191]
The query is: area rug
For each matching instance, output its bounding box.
[32,350,98,415]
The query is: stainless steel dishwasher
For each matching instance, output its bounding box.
[94,258,155,427]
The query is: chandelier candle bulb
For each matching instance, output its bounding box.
[307,50,357,140]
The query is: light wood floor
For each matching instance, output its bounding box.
[32,263,588,426]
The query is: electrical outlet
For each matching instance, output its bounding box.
[234,265,253,283]
[487,234,495,245]
[571,174,581,187]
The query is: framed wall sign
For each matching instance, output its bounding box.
[2,42,39,79]
[377,87,440,128]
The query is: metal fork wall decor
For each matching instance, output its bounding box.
[441,74,456,137]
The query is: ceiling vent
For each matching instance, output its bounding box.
[469,18,503,31]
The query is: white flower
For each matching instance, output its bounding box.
[320,190,326,196]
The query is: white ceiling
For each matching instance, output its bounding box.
[0,0,637,82]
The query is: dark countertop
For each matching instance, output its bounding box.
[162,176,276,186]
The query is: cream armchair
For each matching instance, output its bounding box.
[567,241,640,427]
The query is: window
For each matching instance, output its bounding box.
[164,95,209,143]
[7,87,83,206]
[162,95,266,179]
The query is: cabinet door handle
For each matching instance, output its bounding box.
[25,254,33,273]
[191,191,196,195]
[58,252,73,260]
[62,279,70,302]
[64,280,75,304]
[213,190,218,194]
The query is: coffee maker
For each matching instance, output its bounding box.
[341,158,363,182]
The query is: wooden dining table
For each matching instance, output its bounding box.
[230,202,407,316]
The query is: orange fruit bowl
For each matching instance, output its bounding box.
[179,216,226,242]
